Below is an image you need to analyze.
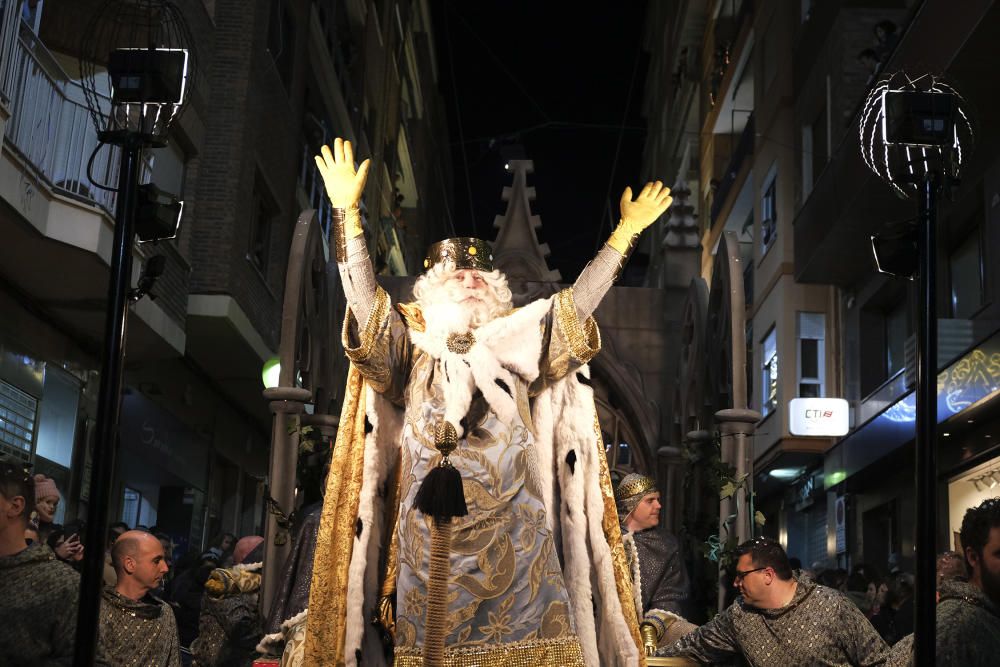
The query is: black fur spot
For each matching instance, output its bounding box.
[576,372,593,387]
[356,649,363,663]
[364,416,373,434]
[356,517,363,538]
[495,378,512,397]
[460,416,470,435]
[566,449,577,474]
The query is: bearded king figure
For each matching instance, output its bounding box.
[301,138,672,667]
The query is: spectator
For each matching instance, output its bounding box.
[659,537,889,665]
[871,572,914,644]
[844,570,875,615]
[48,520,86,571]
[170,549,222,661]
[207,532,236,567]
[31,474,62,545]
[99,530,180,666]
[817,566,848,591]
[890,499,1000,666]
[191,537,265,666]
[937,550,967,595]
[0,458,80,665]
[105,522,129,586]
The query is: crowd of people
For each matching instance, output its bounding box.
[0,463,267,666]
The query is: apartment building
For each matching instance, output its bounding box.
[0,0,450,553]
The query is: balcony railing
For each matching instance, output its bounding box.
[710,113,754,225]
[1,18,122,216]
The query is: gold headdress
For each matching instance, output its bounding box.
[423,237,494,272]
[614,473,658,517]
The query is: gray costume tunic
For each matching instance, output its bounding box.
[889,579,1000,666]
[0,544,80,666]
[625,527,690,616]
[659,576,889,666]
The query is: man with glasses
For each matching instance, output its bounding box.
[0,458,82,665]
[658,537,889,665]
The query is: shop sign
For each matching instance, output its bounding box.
[789,398,849,437]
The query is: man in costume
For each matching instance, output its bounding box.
[0,458,82,665]
[615,473,692,655]
[99,530,181,666]
[889,498,1000,666]
[304,138,672,666]
[658,537,889,665]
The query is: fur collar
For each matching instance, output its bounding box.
[408,297,551,436]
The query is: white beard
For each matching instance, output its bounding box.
[416,284,505,332]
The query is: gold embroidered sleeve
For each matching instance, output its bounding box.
[532,288,602,394]
[341,286,413,403]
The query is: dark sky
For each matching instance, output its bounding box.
[429,1,650,281]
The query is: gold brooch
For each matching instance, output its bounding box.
[446,331,475,354]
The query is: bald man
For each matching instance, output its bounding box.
[99,530,181,666]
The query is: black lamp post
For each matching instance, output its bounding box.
[75,3,195,664]
[860,73,974,666]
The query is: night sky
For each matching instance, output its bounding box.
[429,1,651,281]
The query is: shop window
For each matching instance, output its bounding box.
[761,327,778,417]
[949,228,983,319]
[761,171,777,254]
[797,312,825,398]
[121,487,157,528]
[0,380,37,461]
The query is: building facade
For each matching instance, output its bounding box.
[0,0,450,556]
[644,0,1000,582]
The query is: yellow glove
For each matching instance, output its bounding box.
[608,180,673,255]
[314,137,370,239]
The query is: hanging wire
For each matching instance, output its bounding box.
[593,30,644,254]
[442,3,478,236]
[85,142,119,193]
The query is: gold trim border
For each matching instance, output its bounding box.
[342,286,390,364]
[554,288,601,364]
[394,636,586,667]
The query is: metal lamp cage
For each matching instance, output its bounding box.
[859,72,974,199]
[78,0,197,145]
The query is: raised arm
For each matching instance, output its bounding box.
[315,138,376,323]
[573,181,673,317]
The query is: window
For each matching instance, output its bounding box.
[797,312,825,398]
[761,327,778,416]
[949,228,983,318]
[247,180,276,275]
[885,301,907,378]
[0,380,37,461]
[761,173,777,253]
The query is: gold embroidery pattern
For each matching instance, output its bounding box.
[396,301,427,332]
[594,411,646,667]
[593,413,646,666]
[342,286,390,365]
[554,288,601,364]
[377,451,403,640]
[446,331,476,354]
[303,366,369,666]
[393,636,586,667]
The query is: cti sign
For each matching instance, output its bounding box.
[788,397,850,437]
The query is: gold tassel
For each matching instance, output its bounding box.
[422,518,453,666]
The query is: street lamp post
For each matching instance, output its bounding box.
[861,74,973,666]
[75,3,195,664]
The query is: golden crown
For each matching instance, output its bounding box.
[614,473,658,504]
[423,237,494,272]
